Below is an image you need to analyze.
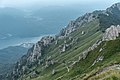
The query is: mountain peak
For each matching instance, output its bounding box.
[107,2,120,12]
[112,2,120,8]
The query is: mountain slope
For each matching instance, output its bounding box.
[7,14,102,80]
[6,3,120,80]
[0,43,33,76]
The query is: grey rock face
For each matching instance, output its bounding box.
[59,44,66,53]
[11,36,55,79]
[103,25,120,41]
[28,43,42,62]
[27,36,55,62]
[40,36,55,46]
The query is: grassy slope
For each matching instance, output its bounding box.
[22,39,120,80]
[20,15,120,80]
[19,19,103,80]
[74,38,120,80]
[93,39,120,80]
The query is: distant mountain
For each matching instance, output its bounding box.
[0,7,82,38]
[0,6,83,49]
[5,3,120,80]
[0,43,34,75]
[0,8,40,38]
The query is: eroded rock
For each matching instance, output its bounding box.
[103,25,120,41]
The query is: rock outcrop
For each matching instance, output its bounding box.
[92,56,104,66]
[103,25,120,41]
[78,25,120,61]
[58,3,120,38]
[79,40,102,60]
[59,13,97,37]
[106,3,120,13]
[11,36,55,80]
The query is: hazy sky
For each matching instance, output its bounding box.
[0,0,120,8]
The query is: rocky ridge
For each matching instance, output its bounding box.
[59,13,98,37]
[9,36,55,79]
[7,3,120,80]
